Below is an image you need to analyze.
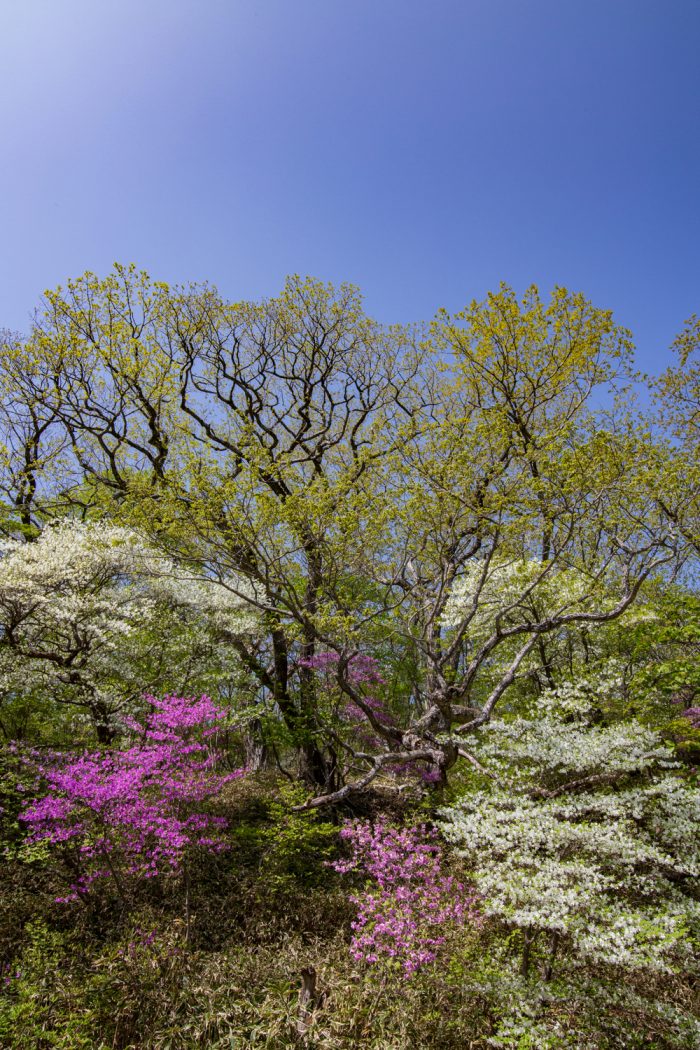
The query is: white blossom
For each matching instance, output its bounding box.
[440,676,700,974]
[0,521,261,735]
[440,557,605,634]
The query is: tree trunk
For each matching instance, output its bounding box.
[242,717,269,772]
[520,929,537,978]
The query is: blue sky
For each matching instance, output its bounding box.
[1,0,698,373]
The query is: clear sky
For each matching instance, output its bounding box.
[1,0,698,374]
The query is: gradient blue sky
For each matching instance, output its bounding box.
[1,0,698,373]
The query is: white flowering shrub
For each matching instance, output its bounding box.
[440,677,700,980]
[146,561,261,634]
[0,521,260,740]
[439,557,605,637]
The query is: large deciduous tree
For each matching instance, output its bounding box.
[0,272,681,795]
[651,313,700,556]
[3,269,425,782]
[298,285,679,800]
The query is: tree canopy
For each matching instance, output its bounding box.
[1,269,699,1048]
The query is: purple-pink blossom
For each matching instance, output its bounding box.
[681,706,700,729]
[299,653,447,783]
[332,819,480,975]
[18,694,245,901]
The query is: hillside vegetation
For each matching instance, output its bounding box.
[1,271,699,1048]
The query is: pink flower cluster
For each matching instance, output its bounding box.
[19,694,245,901]
[299,653,443,783]
[332,819,480,975]
[299,651,395,743]
[298,651,387,689]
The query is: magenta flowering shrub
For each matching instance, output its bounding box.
[671,694,700,730]
[297,652,391,727]
[298,651,386,686]
[19,694,244,901]
[298,653,440,782]
[681,706,700,728]
[331,819,480,975]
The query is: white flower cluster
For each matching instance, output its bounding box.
[440,557,607,635]
[0,522,157,649]
[0,520,260,638]
[440,682,700,973]
[0,521,261,729]
[533,662,626,715]
[147,563,261,635]
[474,715,671,782]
